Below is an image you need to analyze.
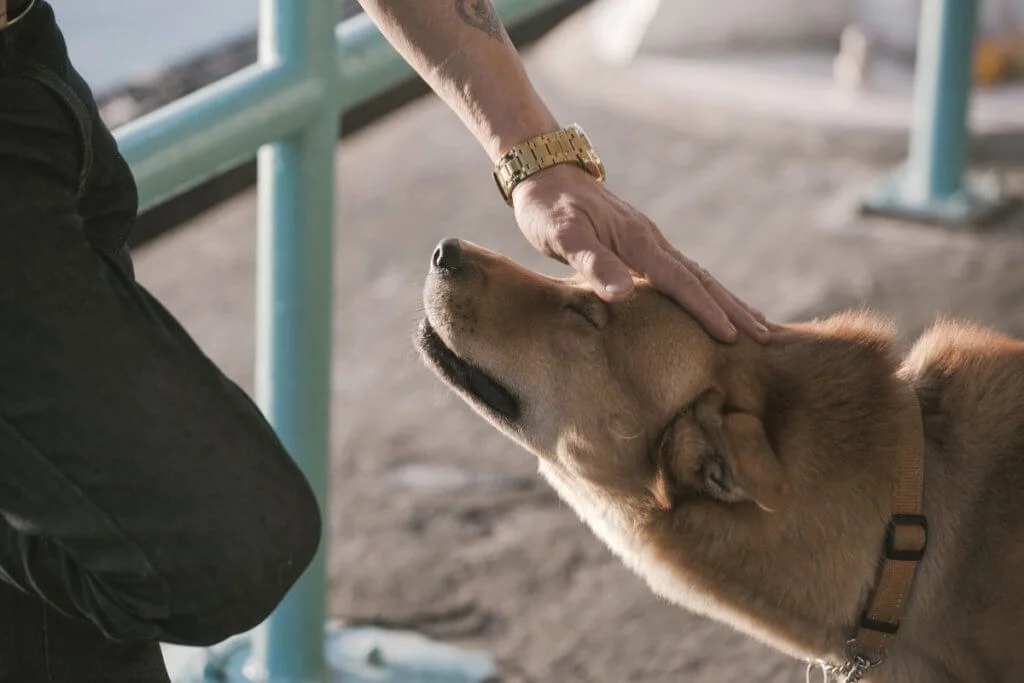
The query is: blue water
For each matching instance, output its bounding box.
[50,0,259,95]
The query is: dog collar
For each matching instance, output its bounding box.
[817,383,929,682]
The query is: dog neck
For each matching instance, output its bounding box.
[644,312,928,670]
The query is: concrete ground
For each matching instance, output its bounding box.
[139,4,1024,682]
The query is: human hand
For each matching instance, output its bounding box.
[511,164,769,344]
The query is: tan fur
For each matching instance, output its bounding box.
[416,240,1024,683]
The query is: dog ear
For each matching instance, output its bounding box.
[649,393,788,512]
[647,407,702,510]
[710,411,788,512]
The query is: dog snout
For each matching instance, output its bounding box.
[431,238,463,273]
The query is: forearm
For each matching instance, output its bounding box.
[356,0,559,162]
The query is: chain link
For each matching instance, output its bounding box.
[806,655,875,683]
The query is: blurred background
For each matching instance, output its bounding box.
[53,0,1024,681]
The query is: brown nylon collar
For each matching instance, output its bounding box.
[840,383,928,677]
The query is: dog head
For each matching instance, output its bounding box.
[417,238,787,511]
[416,238,906,660]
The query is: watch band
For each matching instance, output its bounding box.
[492,124,606,206]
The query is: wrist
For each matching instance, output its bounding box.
[485,109,560,163]
[488,127,557,162]
[510,162,595,203]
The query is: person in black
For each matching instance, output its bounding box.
[0,2,321,681]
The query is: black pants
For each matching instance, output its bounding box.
[0,3,322,680]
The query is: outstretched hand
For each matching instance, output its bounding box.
[511,164,769,344]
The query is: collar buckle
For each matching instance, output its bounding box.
[885,513,928,562]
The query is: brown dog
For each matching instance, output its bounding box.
[415,238,1024,683]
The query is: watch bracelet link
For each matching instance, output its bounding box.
[492,124,604,206]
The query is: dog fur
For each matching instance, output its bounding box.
[415,239,1024,683]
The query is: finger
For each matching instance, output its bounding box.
[731,290,768,326]
[708,280,771,343]
[564,240,636,300]
[689,260,769,341]
[619,227,737,341]
[650,231,769,340]
[688,262,769,343]
[744,300,768,326]
[641,248,738,343]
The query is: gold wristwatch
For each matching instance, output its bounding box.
[492,124,606,206]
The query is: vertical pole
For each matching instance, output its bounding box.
[861,0,1014,225]
[249,0,339,681]
[903,0,978,203]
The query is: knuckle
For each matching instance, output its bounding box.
[569,247,596,271]
[667,259,702,287]
[650,264,696,295]
[692,263,714,286]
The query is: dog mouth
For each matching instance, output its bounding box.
[416,319,522,422]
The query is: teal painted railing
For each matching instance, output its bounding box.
[862,0,1016,225]
[112,1,562,682]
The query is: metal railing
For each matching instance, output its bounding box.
[113,1,564,682]
[110,0,1002,680]
[861,0,1016,224]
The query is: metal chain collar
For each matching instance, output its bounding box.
[805,652,879,683]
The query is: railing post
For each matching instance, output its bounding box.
[861,0,1014,226]
[248,0,339,681]
[153,2,548,680]
[907,0,977,201]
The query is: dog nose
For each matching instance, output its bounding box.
[432,238,462,272]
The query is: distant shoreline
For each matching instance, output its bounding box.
[95,1,364,129]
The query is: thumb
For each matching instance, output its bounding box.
[565,240,635,301]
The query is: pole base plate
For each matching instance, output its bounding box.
[860,166,1021,228]
[163,622,499,683]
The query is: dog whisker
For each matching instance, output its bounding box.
[611,427,645,441]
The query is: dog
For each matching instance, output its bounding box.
[415,238,1024,683]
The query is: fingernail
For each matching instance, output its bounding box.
[605,279,634,297]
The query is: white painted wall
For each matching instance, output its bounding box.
[637,0,858,54]
[600,0,1024,63]
[857,0,1024,56]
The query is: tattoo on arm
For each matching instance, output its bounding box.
[454,0,506,40]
